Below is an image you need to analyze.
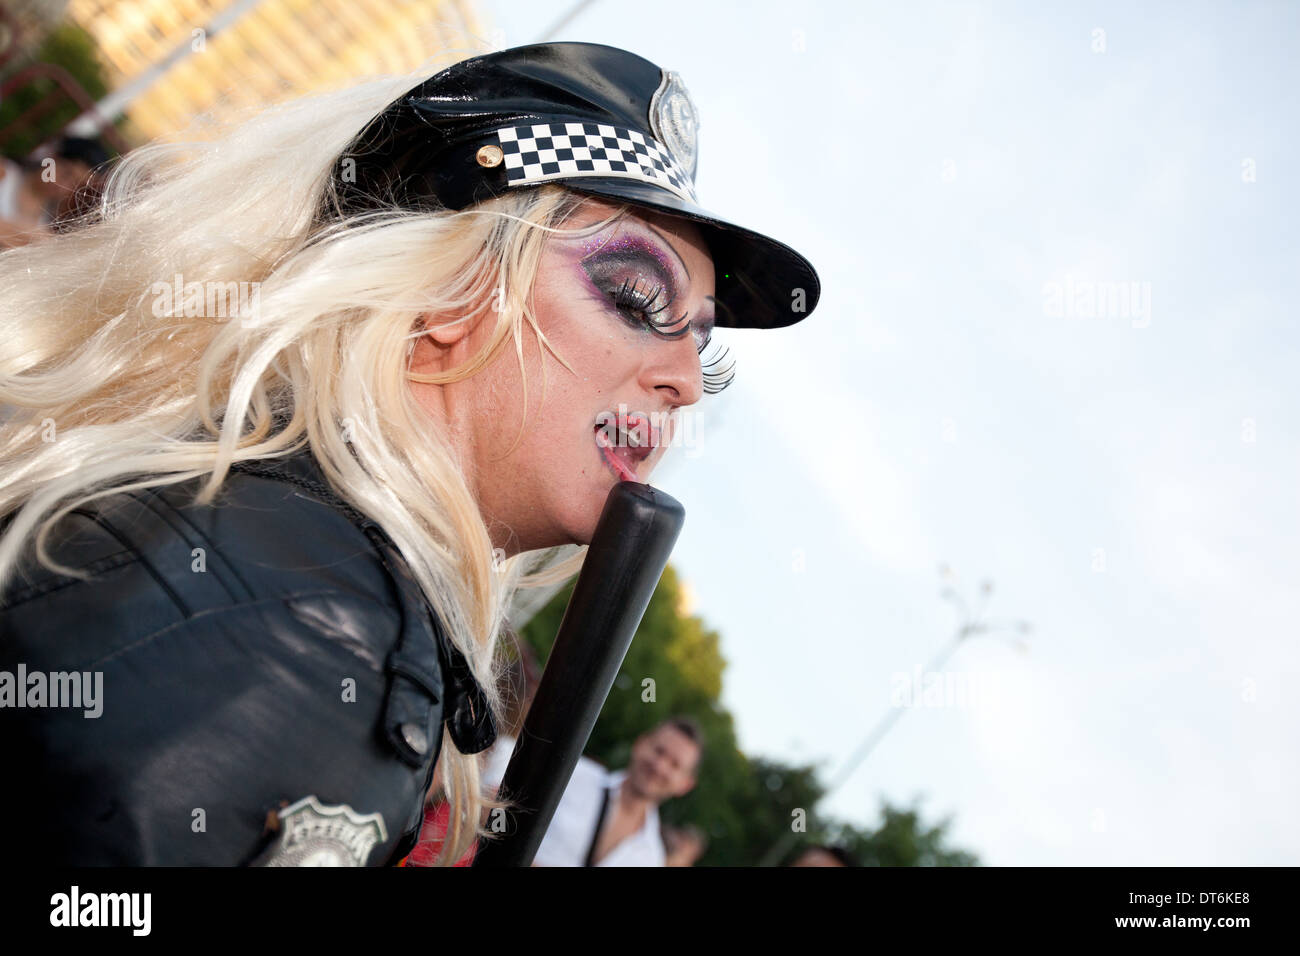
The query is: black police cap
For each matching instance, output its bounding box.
[329,42,820,331]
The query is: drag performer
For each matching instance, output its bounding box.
[0,42,820,865]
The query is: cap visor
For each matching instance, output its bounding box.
[552,177,821,331]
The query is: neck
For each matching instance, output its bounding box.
[616,777,652,817]
[408,375,518,555]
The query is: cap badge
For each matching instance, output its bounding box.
[649,70,699,182]
[255,795,388,867]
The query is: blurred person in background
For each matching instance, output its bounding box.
[530,717,704,867]
[0,135,110,248]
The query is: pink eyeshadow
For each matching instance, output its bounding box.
[576,230,681,283]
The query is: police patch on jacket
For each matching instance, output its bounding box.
[253,795,388,866]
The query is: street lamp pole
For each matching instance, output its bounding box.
[757,568,1030,867]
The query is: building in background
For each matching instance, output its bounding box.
[64,0,488,142]
[1,1,72,64]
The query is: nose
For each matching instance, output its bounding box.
[642,331,705,409]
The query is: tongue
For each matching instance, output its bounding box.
[595,425,639,480]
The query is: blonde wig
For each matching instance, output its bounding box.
[0,64,639,864]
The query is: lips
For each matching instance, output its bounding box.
[594,412,658,483]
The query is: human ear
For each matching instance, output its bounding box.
[418,311,475,347]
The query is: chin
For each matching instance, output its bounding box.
[567,520,598,548]
[550,494,606,549]
[542,463,634,549]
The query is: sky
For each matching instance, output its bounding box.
[480,0,1299,865]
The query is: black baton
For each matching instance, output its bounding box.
[471,480,685,867]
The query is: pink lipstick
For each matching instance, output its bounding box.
[594,411,659,483]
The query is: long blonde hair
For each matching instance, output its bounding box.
[0,64,633,864]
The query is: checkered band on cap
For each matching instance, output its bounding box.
[495,121,698,203]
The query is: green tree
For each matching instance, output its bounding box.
[828,800,980,867]
[0,21,111,158]
[701,756,833,866]
[519,562,979,866]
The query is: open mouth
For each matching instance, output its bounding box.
[594,412,658,483]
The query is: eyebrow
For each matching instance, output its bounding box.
[585,223,717,324]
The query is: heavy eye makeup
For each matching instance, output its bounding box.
[577,236,710,347]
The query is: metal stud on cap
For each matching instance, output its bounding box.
[476,144,504,167]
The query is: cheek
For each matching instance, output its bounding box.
[534,265,645,373]
[491,381,600,485]
[518,285,653,481]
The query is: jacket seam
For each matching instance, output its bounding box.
[81,588,404,673]
[73,508,192,618]
[0,540,138,611]
[132,485,254,606]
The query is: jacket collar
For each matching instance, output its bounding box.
[228,439,499,757]
[228,442,375,529]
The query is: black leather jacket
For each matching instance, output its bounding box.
[0,447,496,865]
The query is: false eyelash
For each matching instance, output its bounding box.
[699,337,736,394]
[612,280,695,340]
[610,279,734,392]
[612,277,671,319]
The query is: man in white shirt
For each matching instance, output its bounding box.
[485,718,703,867]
